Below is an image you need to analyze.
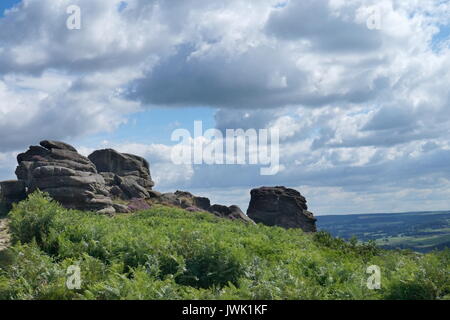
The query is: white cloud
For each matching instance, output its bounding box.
[1,0,450,214]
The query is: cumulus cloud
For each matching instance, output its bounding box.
[1,0,450,213]
[265,0,383,52]
[0,70,139,152]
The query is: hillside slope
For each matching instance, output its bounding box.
[0,192,449,300]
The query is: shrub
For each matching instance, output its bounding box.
[8,191,62,245]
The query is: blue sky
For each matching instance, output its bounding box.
[433,24,450,50]
[1,0,450,215]
[0,0,19,16]
[77,107,216,148]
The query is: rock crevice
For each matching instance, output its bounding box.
[88,149,155,200]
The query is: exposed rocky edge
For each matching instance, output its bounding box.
[0,140,252,223]
[88,149,155,200]
[247,186,317,232]
[154,190,255,224]
[14,140,115,213]
[126,198,152,212]
[0,141,318,231]
[0,180,27,210]
[158,191,211,211]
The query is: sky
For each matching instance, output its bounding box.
[1,0,450,215]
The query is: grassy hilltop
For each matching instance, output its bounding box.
[0,192,449,300]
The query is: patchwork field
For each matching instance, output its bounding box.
[317,211,450,252]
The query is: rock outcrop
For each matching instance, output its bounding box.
[14,140,114,213]
[155,190,255,224]
[247,186,317,232]
[0,141,318,231]
[88,149,155,200]
[210,204,255,223]
[158,191,211,211]
[0,140,253,222]
[0,142,160,214]
[0,180,27,210]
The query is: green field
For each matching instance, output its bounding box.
[0,192,449,300]
[317,211,450,252]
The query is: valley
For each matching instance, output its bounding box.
[318,211,450,252]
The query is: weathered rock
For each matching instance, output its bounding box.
[30,174,106,191]
[127,198,152,212]
[14,141,114,213]
[88,149,154,200]
[109,185,125,198]
[0,180,27,209]
[174,191,212,210]
[15,144,97,187]
[148,190,162,198]
[209,204,231,216]
[112,203,131,214]
[97,206,116,216]
[158,192,182,207]
[185,206,204,213]
[193,196,211,211]
[158,191,204,209]
[17,145,49,163]
[40,140,78,153]
[210,204,256,224]
[116,175,150,199]
[247,186,317,232]
[88,149,153,181]
[100,172,116,185]
[85,196,114,210]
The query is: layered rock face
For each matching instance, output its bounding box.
[88,149,155,200]
[15,140,114,213]
[247,186,317,232]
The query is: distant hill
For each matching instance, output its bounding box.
[317,211,450,253]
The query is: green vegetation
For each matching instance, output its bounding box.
[318,212,450,252]
[0,191,449,300]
